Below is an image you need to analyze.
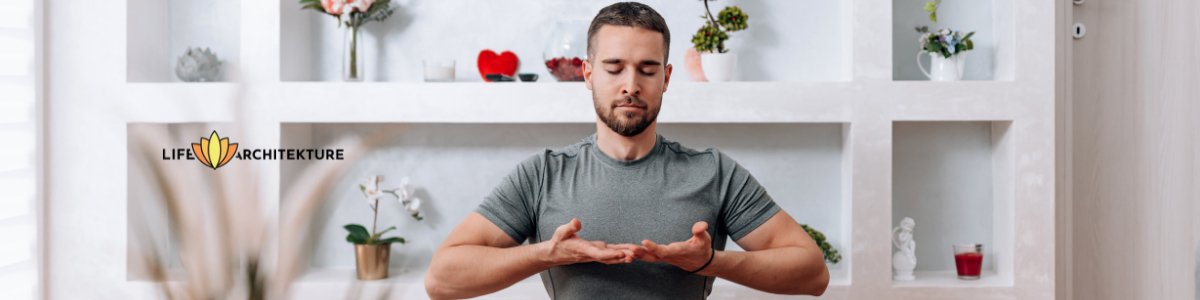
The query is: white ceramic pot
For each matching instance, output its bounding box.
[700,52,737,82]
[917,51,968,81]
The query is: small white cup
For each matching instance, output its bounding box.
[423,59,455,82]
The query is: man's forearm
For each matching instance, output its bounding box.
[426,243,551,299]
[697,247,830,295]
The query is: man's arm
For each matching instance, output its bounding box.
[639,211,830,295]
[705,210,830,295]
[425,213,637,300]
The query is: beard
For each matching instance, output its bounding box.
[594,95,659,137]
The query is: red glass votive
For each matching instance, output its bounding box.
[953,243,983,280]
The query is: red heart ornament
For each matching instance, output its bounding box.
[477,50,519,82]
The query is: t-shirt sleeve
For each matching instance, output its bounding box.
[474,154,544,244]
[715,151,782,241]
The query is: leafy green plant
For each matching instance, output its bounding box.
[923,0,941,23]
[690,1,749,53]
[914,1,975,59]
[801,224,841,264]
[915,27,975,59]
[344,224,406,245]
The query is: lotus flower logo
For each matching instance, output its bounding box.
[191,131,238,169]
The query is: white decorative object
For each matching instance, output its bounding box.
[893,217,917,281]
[423,59,456,82]
[174,47,222,82]
[700,52,737,82]
[917,51,967,81]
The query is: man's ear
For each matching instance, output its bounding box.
[662,63,673,93]
[583,59,594,91]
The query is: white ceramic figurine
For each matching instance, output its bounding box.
[893,217,917,281]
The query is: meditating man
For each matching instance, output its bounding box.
[425,2,829,299]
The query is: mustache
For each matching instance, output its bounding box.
[612,96,647,108]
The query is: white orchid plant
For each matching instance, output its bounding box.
[344,175,423,245]
[914,0,975,59]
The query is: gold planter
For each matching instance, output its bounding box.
[354,244,391,280]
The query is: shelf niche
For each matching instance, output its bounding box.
[891,121,1014,287]
[127,0,241,82]
[891,0,1014,81]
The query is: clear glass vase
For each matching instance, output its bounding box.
[343,25,364,82]
[543,20,589,81]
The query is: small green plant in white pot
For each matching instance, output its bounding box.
[691,0,749,82]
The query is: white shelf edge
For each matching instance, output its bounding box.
[121,82,242,123]
[120,81,1026,124]
[891,271,1012,288]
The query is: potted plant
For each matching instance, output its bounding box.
[801,224,842,264]
[300,0,395,81]
[344,175,423,280]
[914,0,975,81]
[690,0,749,82]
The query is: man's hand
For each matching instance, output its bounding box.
[639,221,713,272]
[541,218,640,266]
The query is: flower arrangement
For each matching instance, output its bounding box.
[801,224,842,264]
[300,0,394,29]
[344,176,422,246]
[299,0,395,81]
[914,0,975,59]
[690,0,749,54]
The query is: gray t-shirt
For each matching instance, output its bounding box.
[476,134,781,299]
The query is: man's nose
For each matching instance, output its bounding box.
[620,72,641,97]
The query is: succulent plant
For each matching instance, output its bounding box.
[174,47,222,82]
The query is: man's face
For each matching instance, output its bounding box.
[584,25,672,137]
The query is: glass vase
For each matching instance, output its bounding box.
[343,25,364,82]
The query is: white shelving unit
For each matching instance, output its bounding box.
[118,0,1055,299]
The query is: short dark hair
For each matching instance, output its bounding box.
[587,2,671,62]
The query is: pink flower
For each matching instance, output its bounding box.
[345,0,375,13]
[321,0,346,16]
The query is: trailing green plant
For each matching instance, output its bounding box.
[690,1,749,53]
[801,224,842,264]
